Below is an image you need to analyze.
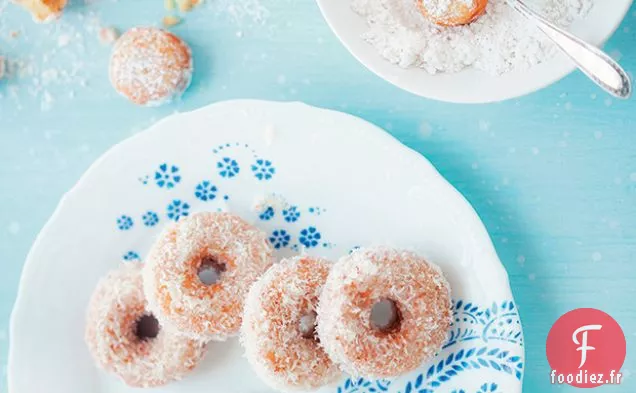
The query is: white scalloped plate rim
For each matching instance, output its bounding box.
[9,100,524,393]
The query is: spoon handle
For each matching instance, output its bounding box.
[508,0,631,99]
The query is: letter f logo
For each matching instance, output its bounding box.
[572,324,603,368]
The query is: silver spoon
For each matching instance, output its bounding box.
[507,0,631,99]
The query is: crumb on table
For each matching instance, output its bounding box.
[13,0,67,23]
[162,15,181,27]
[99,27,120,45]
[176,0,193,12]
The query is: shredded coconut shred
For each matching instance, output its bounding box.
[351,0,593,75]
[422,0,475,19]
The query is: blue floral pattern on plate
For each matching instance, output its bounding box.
[142,211,159,227]
[337,378,391,393]
[445,300,523,348]
[269,229,291,249]
[259,206,275,221]
[299,226,321,247]
[195,181,218,201]
[167,199,190,221]
[336,300,523,393]
[217,157,240,178]
[122,251,140,261]
[283,206,300,222]
[251,159,276,180]
[154,163,181,189]
[116,215,133,230]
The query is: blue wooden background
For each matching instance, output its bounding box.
[0,0,634,391]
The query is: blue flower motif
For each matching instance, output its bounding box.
[282,206,300,222]
[142,211,159,227]
[117,215,133,230]
[299,227,321,248]
[217,157,240,178]
[269,230,291,249]
[259,206,274,221]
[251,159,276,180]
[195,181,218,201]
[167,199,190,221]
[451,390,466,393]
[154,163,181,189]
[123,251,140,261]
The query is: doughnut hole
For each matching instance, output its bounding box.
[299,311,318,339]
[135,314,160,341]
[370,299,401,333]
[197,255,226,286]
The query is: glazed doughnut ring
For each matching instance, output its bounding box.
[241,256,341,391]
[143,212,274,341]
[317,247,452,378]
[109,27,193,106]
[417,0,488,26]
[85,262,206,388]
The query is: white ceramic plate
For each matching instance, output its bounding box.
[316,0,632,103]
[9,100,524,393]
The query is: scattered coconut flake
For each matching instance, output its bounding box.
[41,90,54,111]
[57,33,72,47]
[163,15,181,27]
[99,26,119,45]
[176,0,194,12]
[252,193,290,213]
[213,0,271,25]
[41,68,59,85]
[0,12,95,111]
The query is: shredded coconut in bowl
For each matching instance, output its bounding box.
[351,0,593,75]
[422,0,475,18]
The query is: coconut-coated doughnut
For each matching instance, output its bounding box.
[417,0,488,26]
[241,256,341,391]
[109,27,193,106]
[85,262,207,388]
[317,247,452,378]
[143,212,274,341]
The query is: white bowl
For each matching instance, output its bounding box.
[316,0,632,103]
[9,101,523,393]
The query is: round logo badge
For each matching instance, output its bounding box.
[546,308,626,388]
